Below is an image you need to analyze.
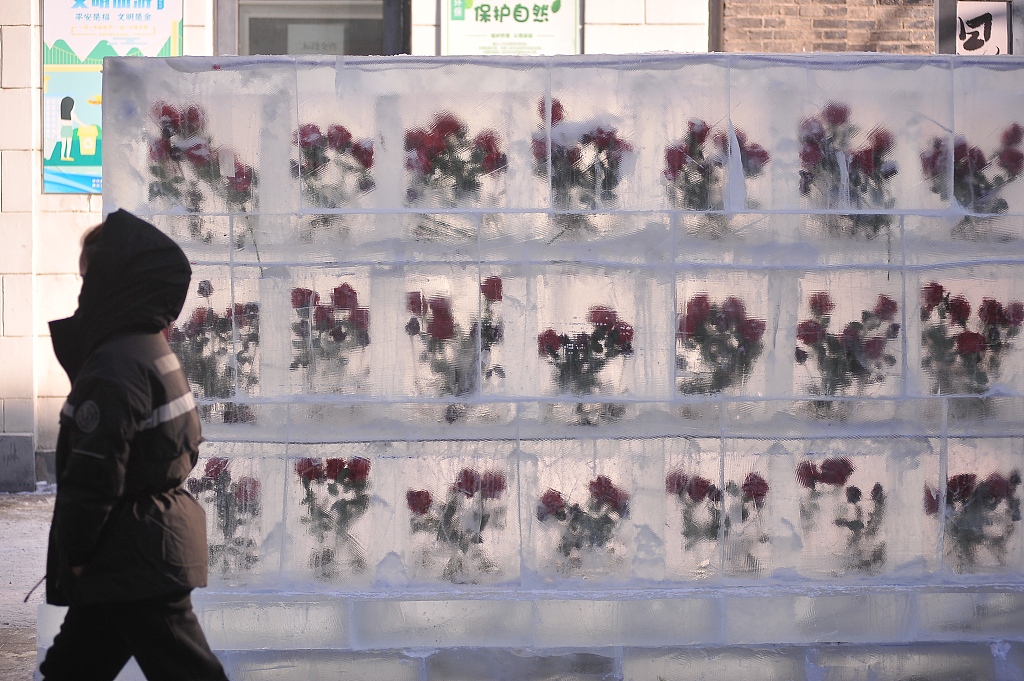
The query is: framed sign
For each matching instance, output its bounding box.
[43,0,184,193]
[956,1,1012,55]
[441,0,579,56]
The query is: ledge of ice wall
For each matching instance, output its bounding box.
[71,53,1024,679]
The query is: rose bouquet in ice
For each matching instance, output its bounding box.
[798,102,897,239]
[405,277,505,422]
[291,122,374,236]
[664,119,770,213]
[406,467,509,583]
[794,291,900,415]
[919,281,1023,396]
[166,280,259,423]
[531,98,634,238]
[147,101,258,245]
[536,476,630,574]
[294,456,372,580]
[926,470,1021,572]
[676,294,766,394]
[665,470,769,569]
[921,123,1023,235]
[289,284,371,392]
[797,457,886,574]
[188,457,261,576]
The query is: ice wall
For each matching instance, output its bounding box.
[74,53,1024,678]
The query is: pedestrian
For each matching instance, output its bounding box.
[39,209,229,681]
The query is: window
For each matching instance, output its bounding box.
[237,1,384,56]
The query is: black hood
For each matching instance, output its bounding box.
[50,210,191,383]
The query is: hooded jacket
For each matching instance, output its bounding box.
[47,209,208,606]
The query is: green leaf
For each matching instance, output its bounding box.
[464,0,473,8]
[552,0,561,12]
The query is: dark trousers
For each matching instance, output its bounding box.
[39,591,229,681]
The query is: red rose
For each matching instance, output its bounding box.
[923,484,940,515]
[979,298,1007,326]
[1002,122,1024,148]
[808,291,835,316]
[181,104,206,135]
[185,307,209,336]
[948,295,971,324]
[688,118,710,146]
[294,123,325,149]
[852,148,875,175]
[665,470,689,495]
[149,137,172,162]
[588,306,618,329]
[405,128,427,151]
[150,101,181,132]
[864,336,887,360]
[955,331,986,355]
[685,295,712,327]
[740,318,766,343]
[481,276,503,302]
[821,102,850,127]
[538,329,561,355]
[869,128,894,154]
[351,141,374,169]
[291,288,319,309]
[313,305,334,331]
[797,319,826,345]
[325,458,346,480]
[920,143,947,180]
[874,294,898,321]
[431,112,464,139]
[429,297,453,319]
[473,130,501,157]
[796,461,818,489]
[966,146,987,172]
[712,130,730,154]
[407,489,432,515]
[947,473,977,503]
[687,476,713,503]
[549,99,566,126]
[480,471,507,500]
[226,162,254,194]
[537,488,565,520]
[427,315,455,340]
[407,291,427,316]
[351,308,370,331]
[295,457,325,482]
[455,468,480,497]
[983,472,1011,503]
[327,124,352,152]
[817,458,855,486]
[664,145,689,180]
[839,323,861,351]
[589,475,629,514]
[800,142,823,169]
[722,297,747,325]
[234,477,260,506]
[743,143,770,174]
[998,147,1024,177]
[611,320,634,348]
[953,138,969,162]
[1006,302,1024,326]
[348,457,371,482]
[332,283,358,310]
[531,136,548,162]
[799,117,825,143]
[741,472,769,507]
[184,142,214,167]
[481,151,507,173]
[921,282,945,311]
[204,457,229,480]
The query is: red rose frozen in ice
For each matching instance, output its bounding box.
[427,315,455,340]
[979,298,1007,326]
[797,320,827,345]
[1002,123,1024,148]
[185,307,209,335]
[481,276,503,302]
[332,283,358,311]
[150,101,181,132]
[966,146,987,172]
[204,457,229,480]
[455,468,481,498]
[295,457,325,482]
[800,141,824,169]
[588,306,618,329]
[1007,302,1024,327]
[537,488,565,520]
[612,320,634,349]
[226,162,254,194]
[348,457,371,482]
[538,329,561,355]
[808,291,835,316]
[743,143,770,175]
[796,461,819,489]
[983,472,1011,503]
[325,458,346,480]
[664,145,689,181]
[687,476,713,503]
[480,471,507,500]
[740,318,766,343]
[922,282,945,311]
[947,473,977,504]
[799,117,825,143]
[873,295,898,322]
[149,137,172,162]
[688,118,710,145]
[817,457,854,486]
[313,305,334,331]
[407,489,432,515]
[923,484,940,515]
[350,308,370,331]
[665,470,689,495]
[998,147,1024,176]
[184,142,214,167]
[234,476,260,506]
[869,127,894,153]
[864,336,887,361]
[351,141,374,169]
[821,102,850,127]
[741,472,770,508]
[291,288,319,309]
[955,331,986,355]
[852,148,876,175]
[589,475,629,514]
[431,112,464,139]
[407,291,427,316]
[294,123,325,149]
[684,294,712,330]
[181,104,207,135]
[722,297,747,324]
[948,296,971,325]
[327,124,352,152]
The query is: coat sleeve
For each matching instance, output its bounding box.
[55,375,143,567]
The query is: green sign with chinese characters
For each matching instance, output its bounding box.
[441,0,579,55]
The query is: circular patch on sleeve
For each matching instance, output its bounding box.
[75,400,101,434]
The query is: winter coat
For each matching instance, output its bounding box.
[47,209,208,606]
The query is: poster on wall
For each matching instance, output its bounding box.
[441,0,579,56]
[956,1,1012,55]
[43,0,184,194]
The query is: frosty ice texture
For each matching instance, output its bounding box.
[84,54,1024,678]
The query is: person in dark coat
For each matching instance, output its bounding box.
[39,209,229,681]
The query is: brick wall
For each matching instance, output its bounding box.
[723,0,934,54]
